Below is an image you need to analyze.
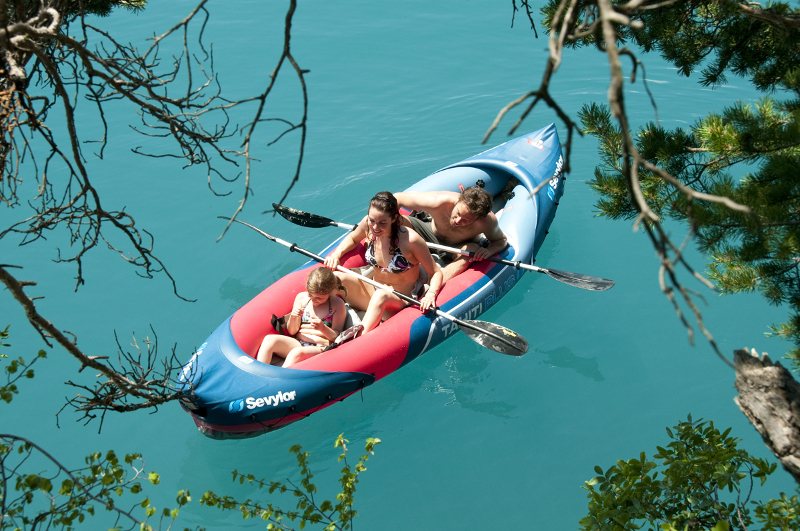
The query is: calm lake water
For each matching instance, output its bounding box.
[2,0,796,529]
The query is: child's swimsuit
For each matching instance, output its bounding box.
[297,298,334,347]
[364,237,415,273]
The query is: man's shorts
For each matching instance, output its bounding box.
[406,213,453,264]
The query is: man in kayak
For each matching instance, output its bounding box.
[394,186,507,283]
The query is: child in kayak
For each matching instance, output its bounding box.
[257,267,347,367]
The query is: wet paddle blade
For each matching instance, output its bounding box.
[545,268,615,291]
[273,203,334,228]
[458,320,528,356]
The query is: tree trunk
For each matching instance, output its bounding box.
[734,347,800,484]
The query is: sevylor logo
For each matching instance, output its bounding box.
[228,391,298,414]
[548,155,564,200]
[246,391,297,409]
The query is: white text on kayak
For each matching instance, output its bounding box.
[247,391,297,409]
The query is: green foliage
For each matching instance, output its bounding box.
[0,440,195,531]
[63,0,146,17]
[0,327,45,404]
[754,492,800,531]
[580,416,799,531]
[542,0,800,91]
[8,0,148,19]
[1,325,9,347]
[630,2,800,91]
[0,327,197,531]
[571,0,800,363]
[200,434,381,531]
[582,94,800,363]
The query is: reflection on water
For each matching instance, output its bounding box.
[538,346,604,382]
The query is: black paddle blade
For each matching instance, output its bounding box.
[458,320,528,356]
[545,268,615,291]
[273,203,334,228]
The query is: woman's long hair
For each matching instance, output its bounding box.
[368,191,403,246]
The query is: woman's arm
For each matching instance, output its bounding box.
[409,233,443,312]
[324,216,368,270]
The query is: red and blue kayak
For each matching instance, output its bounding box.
[179,123,565,438]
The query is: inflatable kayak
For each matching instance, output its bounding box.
[179,123,566,438]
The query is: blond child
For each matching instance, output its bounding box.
[257,268,347,367]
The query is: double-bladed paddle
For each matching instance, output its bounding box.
[272,203,615,291]
[220,217,528,356]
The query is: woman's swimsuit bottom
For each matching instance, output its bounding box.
[352,265,428,310]
[296,298,334,347]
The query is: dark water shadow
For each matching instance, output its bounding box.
[436,353,516,418]
[537,346,605,382]
[218,259,305,310]
[218,276,263,310]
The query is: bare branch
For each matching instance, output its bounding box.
[511,0,539,37]
[0,1,308,421]
[0,265,192,426]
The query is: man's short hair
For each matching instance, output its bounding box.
[460,186,493,218]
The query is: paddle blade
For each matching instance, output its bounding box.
[545,268,615,291]
[273,203,334,228]
[458,320,528,356]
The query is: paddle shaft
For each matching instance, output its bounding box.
[312,219,575,277]
[273,202,614,290]
[221,218,521,348]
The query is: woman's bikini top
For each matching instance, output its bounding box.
[364,236,416,274]
[300,297,334,327]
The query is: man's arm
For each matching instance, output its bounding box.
[473,213,507,260]
[394,191,454,213]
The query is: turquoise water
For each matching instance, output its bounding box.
[2,0,796,529]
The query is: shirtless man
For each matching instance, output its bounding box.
[394,186,507,283]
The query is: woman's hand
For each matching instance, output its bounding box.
[325,218,366,271]
[419,290,437,313]
[324,252,341,271]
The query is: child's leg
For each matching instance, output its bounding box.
[283,345,325,368]
[256,335,301,364]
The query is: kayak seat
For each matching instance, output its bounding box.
[343,303,363,329]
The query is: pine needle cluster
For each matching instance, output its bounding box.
[554,0,800,364]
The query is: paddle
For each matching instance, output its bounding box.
[220,217,528,356]
[272,203,615,291]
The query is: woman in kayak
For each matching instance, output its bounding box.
[256,267,347,367]
[324,191,443,334]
